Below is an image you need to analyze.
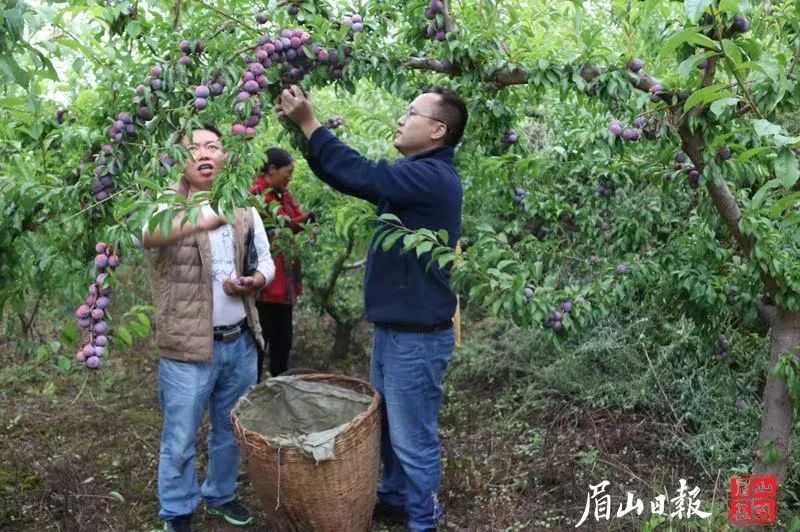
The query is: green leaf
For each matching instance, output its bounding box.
[437,254,456,269]
[769,191,800,217]
[709,97,740,117]
[684,84,734,111]
[57,356,72,372]
[754,119,783,137]
[751,179,782,209]
[416,241,434,257]
[775,149,800,189]
[684,0,713,22]
[381,231,403,251]
[661,29,720,59]
[117,327,133,347]
[136,313,151,334]
[496,259,516,272]
[678,52,715,78]
[379,213,402,225]
[130,320,147,338]
[718,0,743,13]
[0,54,30,88]
[60,322,79,346]
[136,177,161,190]
[738,146,772,163]
[722,39,744,70]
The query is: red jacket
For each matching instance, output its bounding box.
[250,176,310,305]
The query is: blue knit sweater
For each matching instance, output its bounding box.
[307,126,463,326]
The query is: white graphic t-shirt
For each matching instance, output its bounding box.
[204,205,274,327]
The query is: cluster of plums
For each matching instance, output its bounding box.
[74,242,120,369]
[544,300,573,330]
[423,0,448,41]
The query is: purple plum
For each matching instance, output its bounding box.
[733,15,750,33]
[244,80,259,93]
[628,58,644,72]
[523,287,534,298]
[608,119,623,136]
[622,128,640,141]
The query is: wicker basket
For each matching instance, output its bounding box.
[232,373,382,531]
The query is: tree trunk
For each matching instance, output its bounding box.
[330,320,354,360]
[755,308,800,483]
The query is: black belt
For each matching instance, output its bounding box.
[213,318,248,343]
[375,321,453,333]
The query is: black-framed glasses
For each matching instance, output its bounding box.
[403,106,448,128]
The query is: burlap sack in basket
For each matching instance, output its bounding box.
[232,374,382,532]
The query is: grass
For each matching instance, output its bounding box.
[2,261,798,530]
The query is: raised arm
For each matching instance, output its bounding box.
[142,208,228,248]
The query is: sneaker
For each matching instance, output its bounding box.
[373,500,407,524]
[207,499,253,526]
[163,514,192,532]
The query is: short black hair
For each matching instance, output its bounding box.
[197,123,223,140]
[261,147,293,173]
[424,87,468,147]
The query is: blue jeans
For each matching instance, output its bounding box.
[157,329,258,520]
[370,326,454,531]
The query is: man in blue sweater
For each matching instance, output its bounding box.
[276,85,467,531]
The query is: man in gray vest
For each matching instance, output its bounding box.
[142,125,275,532]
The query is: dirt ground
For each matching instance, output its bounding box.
[0,314,719,532]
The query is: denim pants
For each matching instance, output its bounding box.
[371,326,455,531]
[157,329,258,520]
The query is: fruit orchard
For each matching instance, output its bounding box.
[3,0,800,528]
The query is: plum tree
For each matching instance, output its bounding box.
[3,0,799,490]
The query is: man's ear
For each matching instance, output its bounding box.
[431,123,447,142]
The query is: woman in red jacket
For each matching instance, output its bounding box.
[249,147,312,382]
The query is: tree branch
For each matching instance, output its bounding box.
[442,0,455,35]
[321,237,355,302]
[402,53,780,298]
[343,258,366,270]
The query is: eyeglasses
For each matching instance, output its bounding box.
[403,106,448,128]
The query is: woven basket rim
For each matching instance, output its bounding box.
[231,373,381,451]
